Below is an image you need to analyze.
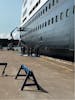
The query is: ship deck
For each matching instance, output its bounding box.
[0,50,74,100]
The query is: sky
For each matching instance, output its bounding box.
[0,0,22,39]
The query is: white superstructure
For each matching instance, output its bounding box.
[21,0,48,26]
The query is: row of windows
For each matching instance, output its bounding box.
[29,7,74,33]
[26,0,59,25]
[53,0,59,6]
[73,5,75,14]
[29,0,41,15]
[21,6,74,38]
[37,0,59,17]
[22,0,59,23]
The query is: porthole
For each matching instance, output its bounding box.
[60,12,63,20]
[51,18,54,24]
[66,9,70,17]
[43,9,44,14]
[48,19,50,25]
[52,0,55,6]
[38,26,39,30]
[40,24,41,29]
[45,21,47,27]
[49,3,51,9]
[73,5,75,14]
[56,15,58,22]
[46,7,47,12]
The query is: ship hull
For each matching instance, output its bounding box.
[20,0,74,60]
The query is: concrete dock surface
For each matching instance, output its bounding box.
[0,50,74,100]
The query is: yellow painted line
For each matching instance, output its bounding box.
[40,57,74,72]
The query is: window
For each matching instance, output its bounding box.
[43,9,44,14]
[60,12,63,20]
[51,18,54,24]
[40,24,41,29]
[49,3,51,9]
[22,17,27,22]
[46,7,47,12]
[42,23,44,28]
[39,0,41,4]
[38,26,39,30]
[36,2,38,7]
[55,15,58,22]
[48,19,50,25]
[73,5,75,14]
[52,0,55,6]
[45,21,47,27]
[66,9,70,17]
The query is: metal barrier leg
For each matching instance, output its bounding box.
[15,67,22,79]
[21,73,30,91]
[2,63,7,76]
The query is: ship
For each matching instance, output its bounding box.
[19,0,74,60]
